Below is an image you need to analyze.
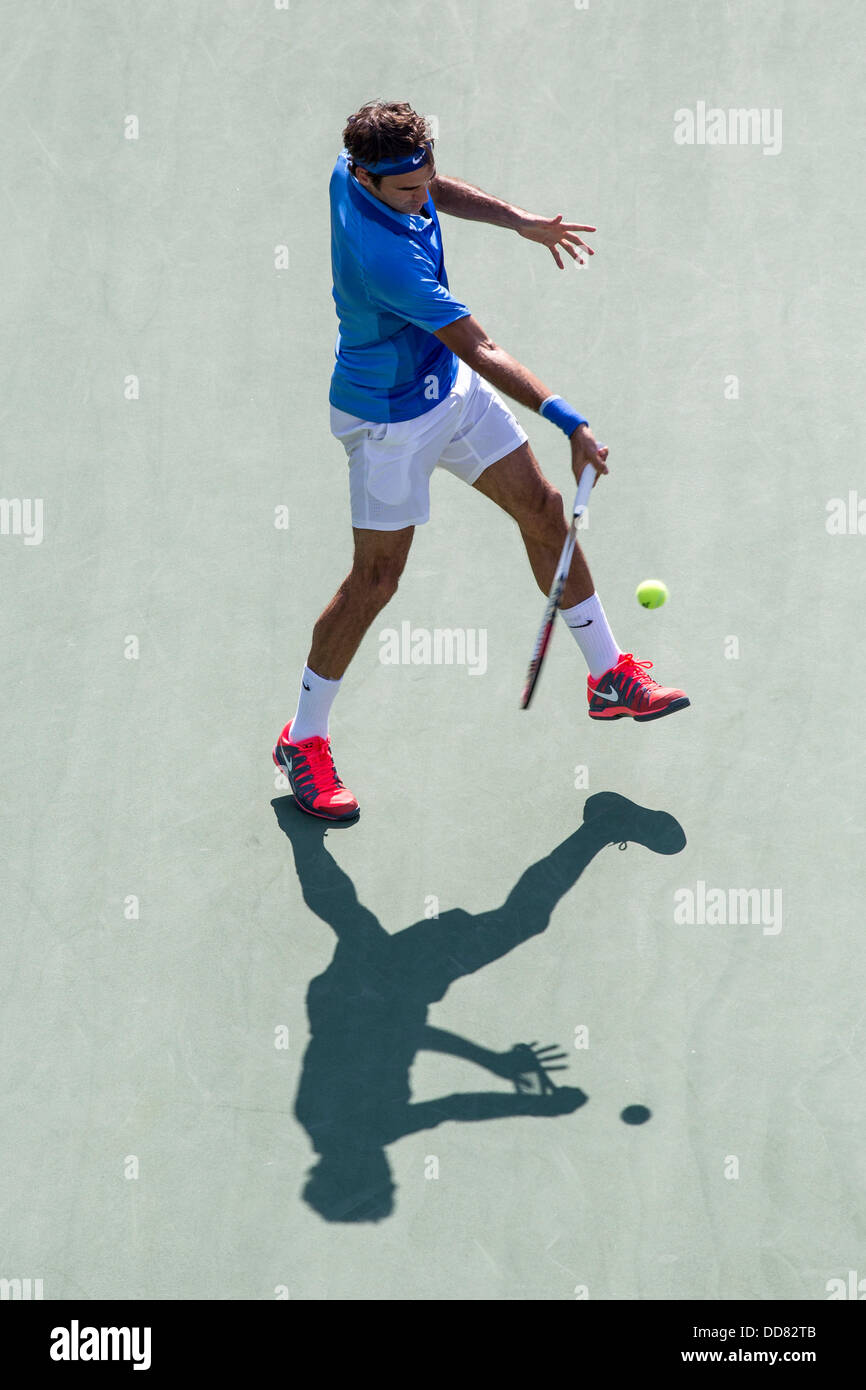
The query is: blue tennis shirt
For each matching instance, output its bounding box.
[328,149,471,422]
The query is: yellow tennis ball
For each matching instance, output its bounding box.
[636,579,668,609]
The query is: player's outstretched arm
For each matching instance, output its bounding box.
[394,1087,588,1139]
[434,314,609,482]
[420,1025,505,1074]
[429,173,530,229]
[430,174,595,267]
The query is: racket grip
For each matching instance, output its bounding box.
[573,463,596,517]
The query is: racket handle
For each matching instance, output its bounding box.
[573,463,597,518]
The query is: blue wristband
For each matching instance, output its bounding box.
[539,394,588,436]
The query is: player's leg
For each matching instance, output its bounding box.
[472,440,688,719]
[471,439,591,602]
[274,525,414,820]
[438,364,689,717]
[436,374,619,668]
[276,382,448,819]
[306,525,415,683]
[292,523,414,736]
[471,439,624,677]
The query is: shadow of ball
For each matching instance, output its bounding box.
[621,1104,651,1125]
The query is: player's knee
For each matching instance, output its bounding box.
[521,484,564,543]
[350,558,404,610]
[372,567,402,606]
[541,486,567,544]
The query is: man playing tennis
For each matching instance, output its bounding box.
[274,100,689,821]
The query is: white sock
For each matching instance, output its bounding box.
[289,665,342,742]
[560,592,622,678]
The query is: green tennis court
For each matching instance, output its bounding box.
[0,0,863,1302]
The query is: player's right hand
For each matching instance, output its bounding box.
[570,424,609,486]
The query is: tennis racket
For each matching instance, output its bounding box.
[519,462,597,709]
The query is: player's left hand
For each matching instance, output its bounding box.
[517,213,596,269]
[498,1042,569,1093]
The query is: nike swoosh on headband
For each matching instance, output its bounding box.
[357,142,432,176]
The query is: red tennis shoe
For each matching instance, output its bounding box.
[273,722,360,821]
[587,653,690,722]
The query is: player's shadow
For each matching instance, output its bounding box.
[271,791,686,1223]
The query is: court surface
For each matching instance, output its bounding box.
[1,0,863,1300]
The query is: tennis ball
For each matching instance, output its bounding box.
[636,579,668,609]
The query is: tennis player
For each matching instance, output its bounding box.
[274,101,689,820]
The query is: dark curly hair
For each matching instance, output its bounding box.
[343,100,434,186]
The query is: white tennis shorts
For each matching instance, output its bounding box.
[330,358,528,530]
